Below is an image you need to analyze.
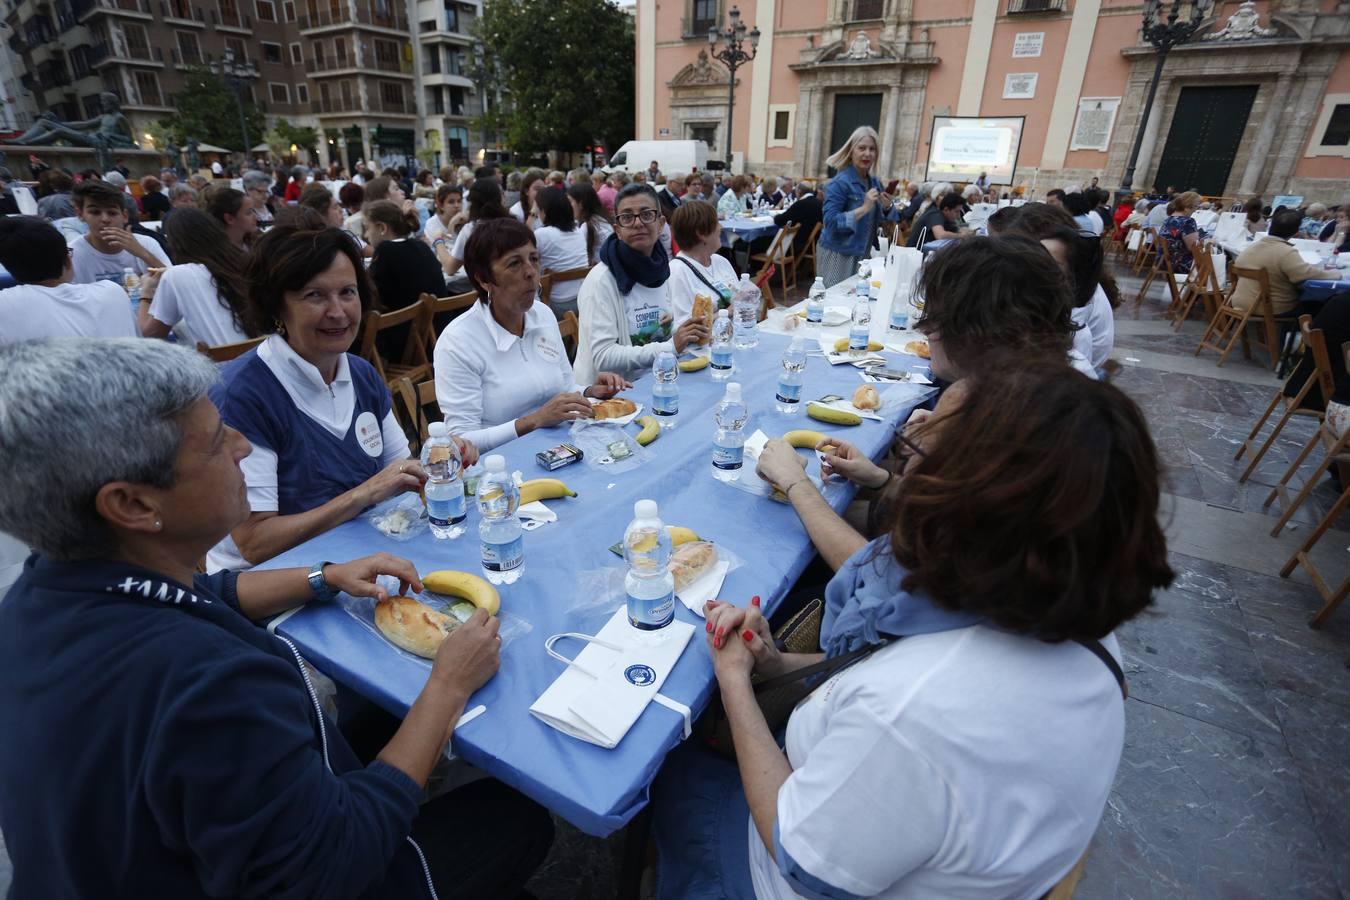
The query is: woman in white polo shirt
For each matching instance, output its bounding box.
[434,217,630,453]
[532,186,592,318]
[207,224,475,572]
[654,359,1173,900]
[139,208,253,347]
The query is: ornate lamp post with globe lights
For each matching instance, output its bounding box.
[1120,0,1213,193]
[218,46,258,161]
[708,5,759,170]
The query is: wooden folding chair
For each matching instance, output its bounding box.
[390,376,440,455]
[1044,847,1090,900]
[1263,365,1350,537]
[1170,242,1223,330]
[196,336,264,362]
[1133,232,1184,318]
[750,223,800,294]
[422,290,477,355]
[557,310,579,363]
[1280,478,1350,628]
[1131,226,1155,275]
[752,266,777,319]
[539,264,592,309]
[357,301,432,386]
[798,221,822,277]
[1194,266,1280,368]
[1235,315,1335,484]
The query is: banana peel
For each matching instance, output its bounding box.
[634,415,660,446]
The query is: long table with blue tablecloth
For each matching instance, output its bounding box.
[259,328,934,837]
[1300,279,1346,303]
[720,214,779,248]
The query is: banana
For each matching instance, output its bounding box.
[783,429,828,449]
[518,478,577,506]
[668,526,701,546]
[634,415,660,446]
[421,570,501,617]
[833,337,883,353]
[807,403,862,426]
[677,356,710,372]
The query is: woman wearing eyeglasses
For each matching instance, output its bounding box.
[573,183,709,384]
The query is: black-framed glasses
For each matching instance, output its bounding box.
[615,208,659,228]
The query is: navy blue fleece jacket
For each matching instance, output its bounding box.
[0,555,433,899]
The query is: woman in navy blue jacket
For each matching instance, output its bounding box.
[817,125,898,287]
[0,337,552,899]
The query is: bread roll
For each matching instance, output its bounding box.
[692,293,714,330]
[670,541,718,592]
[374,596,457,659]
[592,398,637,420]
[852,385,880,410]
[905,340,931,360]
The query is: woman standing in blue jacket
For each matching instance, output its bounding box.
[0,337,552,899]
[817,125,897,287]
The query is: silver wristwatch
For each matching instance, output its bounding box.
[307,561,336,603]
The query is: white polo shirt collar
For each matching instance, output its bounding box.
[256,333,356,437]
[477,296,552,352]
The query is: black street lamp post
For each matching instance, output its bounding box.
[708,5,759,169]
[472,43,490,163]
[1120,0,1212,193]
[219,46,257,160]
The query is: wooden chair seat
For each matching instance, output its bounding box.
[196,336,264,362]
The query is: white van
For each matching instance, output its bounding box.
[602,140,709,176]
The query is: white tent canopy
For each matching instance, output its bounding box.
[194,143,234,154]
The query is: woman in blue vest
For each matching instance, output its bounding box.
[207,224,476,571]
[817,125,898,287]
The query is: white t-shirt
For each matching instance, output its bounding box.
[509,200,526,222]
[450,219,476,262]
[433,299,580,452]
[424,214,455,245]
[70,234,171,285]
[750,626,1125,900]
[1077,284,1114,370]
[668,252,736,327]
[534,226,591,306]
[211,160,223,175]
[206,335,408,573]
[0,281,137,343]
[148,263,251,348]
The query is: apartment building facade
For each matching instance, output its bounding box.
[1,0,493,170]
[635,0,1350,201]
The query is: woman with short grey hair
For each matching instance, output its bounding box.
[241,169,275,225]
[0,336,552,898]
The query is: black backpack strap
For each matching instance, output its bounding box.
[752,640,888,696]
[1074,638,1127,700]
[674,255,723,297]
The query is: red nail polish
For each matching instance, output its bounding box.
[751,595,761,607]
[742,630,754,642]
[705,621,712,633]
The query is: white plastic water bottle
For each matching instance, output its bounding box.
[888,293,910,332]
[624,499,675,631]
[776,334,807,415]
[710,309,734,381]
[651,349,679,427]
[805,277,825,325]
[477,455,523,585]
[731,273,760,348]
[854,262,870,299]
[849,295,872,356]
[421,422,465,539]
[711,382,747,482]
[123,267,140,314]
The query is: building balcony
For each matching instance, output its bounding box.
[36,60,72,86]
[299,1,407,34]
[309,50,358,72]
[370,54,413,76]
[680,15,717,40]
[369,93,415,115]
[209,7,252,29]
[314,94,363,114]
[170,46,204,66]
[77,0,151,20]
[160,0,206,24]
[1005,0,1066,12]
[89,40,164,65]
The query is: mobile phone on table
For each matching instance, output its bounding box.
[866,367,912,381]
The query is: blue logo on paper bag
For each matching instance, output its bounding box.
[624,664,656,686]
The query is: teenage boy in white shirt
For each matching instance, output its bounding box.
[69,179,170,285]
[0,215,138,343]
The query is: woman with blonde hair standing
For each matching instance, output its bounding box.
[817,126,896,286]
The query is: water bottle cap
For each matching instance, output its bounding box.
[789,333,805,350]
[427,422,447,437]
[717,308,730,318]
[634,499,658,519]
[483,454,506,473]
[725,382,742,401]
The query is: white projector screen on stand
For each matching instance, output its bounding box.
[924,116,1025,185]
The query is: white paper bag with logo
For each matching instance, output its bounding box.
[530,606,695,749]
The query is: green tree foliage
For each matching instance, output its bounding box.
[479,0,635,153]
[156,67,265,151]
[267,118,320,158]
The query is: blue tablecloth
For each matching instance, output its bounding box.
[261,331,934,836]
[1300,279,1346,302]
[720,216,778,247]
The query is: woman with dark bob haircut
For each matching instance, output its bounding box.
[654,358,1173,899]
[432,217,630,452]
[206,225,475,571]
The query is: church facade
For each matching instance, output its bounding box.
[635,0,1350,201]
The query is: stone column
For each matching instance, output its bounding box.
[1133,85,1165,191]
[1236,75,1292,197]
[317,129,331,169]
[880,81,902,174]
[361,124,373,166]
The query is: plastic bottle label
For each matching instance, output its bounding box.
[713,444,744,470]
[628,590,674,630]
[806,304,823,324]
[775,380,801,404]
[653,392,679,416]
[849,330,869,351]
[480,536,523,572]
[427,490,465,527]
[888,308,909,331]
[711,348,733,370]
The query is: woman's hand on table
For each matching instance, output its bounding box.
[524,392,593,431]
[584,373,632,400]
[430,608,501,707]
[705,597,784,679]
[362,459,427,506]
[323,553,424,602]
[673,318,710,354]
[453,435,479,467]
[819,438,889,489]
[755,438,808,494]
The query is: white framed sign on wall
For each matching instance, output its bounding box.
[1069,97,1121,151]
[1012,32,1044,57]
[1003,73,1038,100]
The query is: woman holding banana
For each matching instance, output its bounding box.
[207,224,477,572]
[434,217,632,453]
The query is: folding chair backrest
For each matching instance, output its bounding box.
[423,290,476,352]
[1231,265,1271,311]
[1299,315,1337,408]
[537,273,554,308]
[803,221,821,258]
[358,302,431,380]
[557,310,579,361]
[196,336,264,362]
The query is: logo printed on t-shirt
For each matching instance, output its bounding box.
[534,334,560,362]
[354,411,383,457]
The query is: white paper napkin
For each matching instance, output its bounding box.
[743,429,770,460]
[810,397,884,421]
[677,560,730,616]
[517,501,557,523]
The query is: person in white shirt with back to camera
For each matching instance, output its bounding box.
[69,180,170,285]
[0,215,138,342]
[434,217,630,453]
[443,177,512,279]
[532,186,593,318]
[138,208,253,348]
[667,199,737,328]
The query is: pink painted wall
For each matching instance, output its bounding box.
[979,18,1073,166]
[1061,11,1137,172]
[913,21,972,171]
[1294,49,1350,179]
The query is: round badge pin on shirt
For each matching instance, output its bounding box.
[624,664,656,686]
[535,334,560,362]
[354,411,383,457]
